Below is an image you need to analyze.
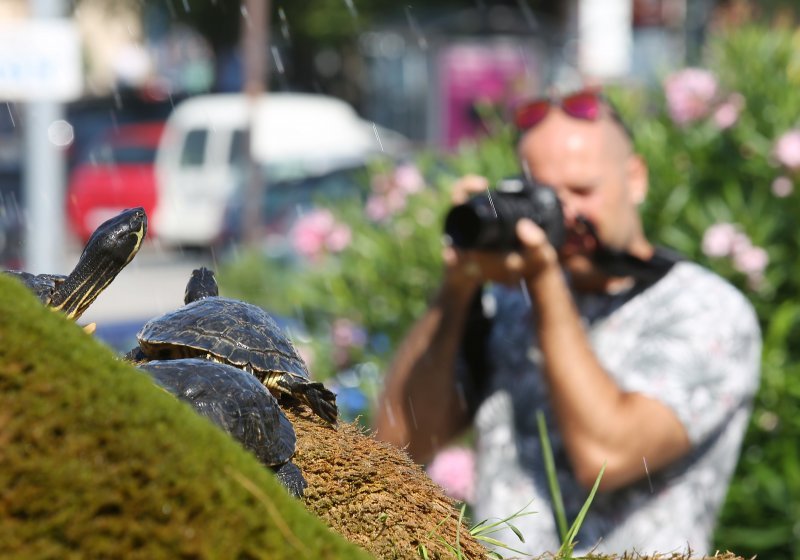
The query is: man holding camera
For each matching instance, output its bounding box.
[375,89,761,555]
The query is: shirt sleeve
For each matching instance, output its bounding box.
[614,284,761,447]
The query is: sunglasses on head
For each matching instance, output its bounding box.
[513,89,632,139]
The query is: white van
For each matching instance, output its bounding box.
[153,92,408,247]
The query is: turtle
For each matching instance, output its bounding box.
[139,358,307,497]
[129,267,338,424]
[4,207,147,322]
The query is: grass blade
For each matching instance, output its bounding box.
[537,410,568,541]
[558,461,606,558]
[455,502,465,557]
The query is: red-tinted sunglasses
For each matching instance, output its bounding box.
[513,89,632,138]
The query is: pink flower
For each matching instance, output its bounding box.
[365,164,424,222]
[733,245,769,276]
[702,223,738,257]
[664,68,718,126]
[730,231,753,256]
[771,176,794,198]
[331,318,367,349]
[393,163,425,195]
[292,210,333,259]
[292,209,351,259]
[365,195,391,222]
[773,129,800,170]
[325,223,352,252]
[426,446,475,503]
[712,93,744,129]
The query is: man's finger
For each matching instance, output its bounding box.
[452,174,490,204]
[516,218,547,248]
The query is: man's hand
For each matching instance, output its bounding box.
[444,217,560,289]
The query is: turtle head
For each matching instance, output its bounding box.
[81,207,148,267]
[184,267,219,305]
[50,207,148,319]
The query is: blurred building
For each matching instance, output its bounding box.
[355,0,703,149]
[0,0,717,152]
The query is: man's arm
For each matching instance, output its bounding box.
[528,264,690,491]
[377,174,493,463]
[375,269,478,464]
[515,220,691,491]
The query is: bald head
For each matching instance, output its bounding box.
[516,107,652,272]
[518,109,633,172]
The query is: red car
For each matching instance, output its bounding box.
[67,122,164,243]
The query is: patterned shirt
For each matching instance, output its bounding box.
[468,261,761,556]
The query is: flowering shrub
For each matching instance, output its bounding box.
[701,223,768,288]
[365,162,426,222]
[611,23,800,559]
[222,21,800,559]
[664,68,720,126]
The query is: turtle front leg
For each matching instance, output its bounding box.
[263,371,338,425]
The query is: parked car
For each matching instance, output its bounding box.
[154,92,409,248]
[216,164,371,260]
[66,121,165,243]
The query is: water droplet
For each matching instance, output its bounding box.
[516,0,539,31]
[642,456,654,493]
[407,396,418,429]
[164,0,177,19]
[6,103,15,127]
[47,120,74,148]
[371,122,384,152]
[486,188,498,217]
[519,278,531,307]
[343,0,358,19]
[404,6,428,50]
[278,7,290,41]
[383,401,396,427]
[271,46,284,74]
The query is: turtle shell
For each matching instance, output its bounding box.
[4,271,66,305]
[137,297,309,381]
[139,358,296,467]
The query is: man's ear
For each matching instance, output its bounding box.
[627,154,649,206]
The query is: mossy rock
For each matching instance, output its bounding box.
[0,274,372,559]
[285,408,487,560]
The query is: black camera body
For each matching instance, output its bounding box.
[443,177,566,251]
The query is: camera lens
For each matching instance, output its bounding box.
[443,177,565,251]
[444,197,506,249]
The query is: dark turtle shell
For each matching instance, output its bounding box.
[137,297,309,380]
[139,358,297,467]
[136,296,338,424]
[3,271,65,305]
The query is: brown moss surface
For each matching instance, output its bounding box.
[285,407,487,560]
[0,275,372,560]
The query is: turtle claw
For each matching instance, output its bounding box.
[298,381,338,425]
[272,461,307,498]
[83,322,97,335]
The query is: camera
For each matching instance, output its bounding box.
[443,177,566,251]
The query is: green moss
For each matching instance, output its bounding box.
[0,275,373,560]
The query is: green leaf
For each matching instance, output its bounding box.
[537,410,568,541]
[558,462,606,558]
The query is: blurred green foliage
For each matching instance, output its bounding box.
[222,23,800,559]
[609,23,800,560]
